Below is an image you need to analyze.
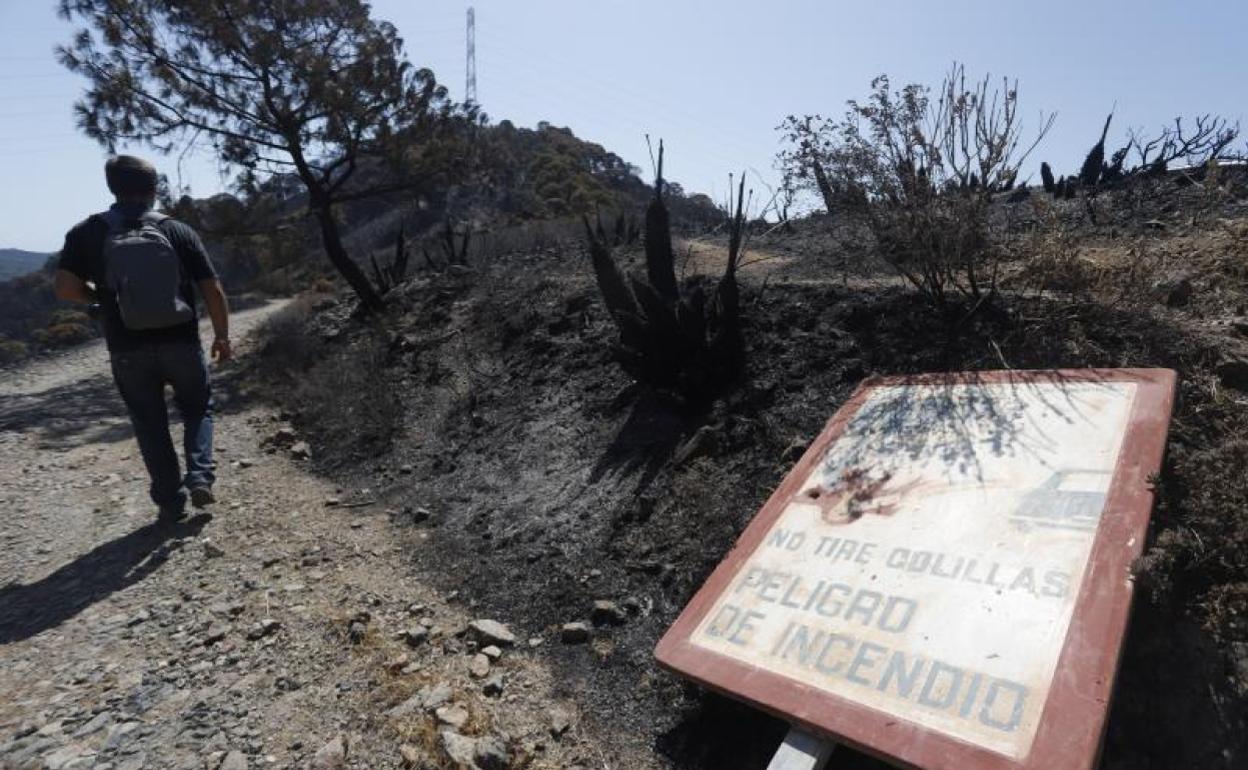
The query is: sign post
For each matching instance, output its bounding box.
[767,729,835,770]
[656,369,1176,770]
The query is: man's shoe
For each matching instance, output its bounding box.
[190,486,216,508]
[158,504,188,524]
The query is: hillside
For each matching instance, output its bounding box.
[0,121,719,365]
[160,121,721,297]
[0,249,50,281]
[240,168,1248,769]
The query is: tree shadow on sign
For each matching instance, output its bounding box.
[0,513,209,645]
[818,369,1125,486]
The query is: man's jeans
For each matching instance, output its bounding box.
[109,342,214,514]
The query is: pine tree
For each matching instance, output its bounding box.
[58,0,464,312]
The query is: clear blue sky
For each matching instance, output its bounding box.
[1,0,1244,252]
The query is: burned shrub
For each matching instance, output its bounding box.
[586,212,641,248]
[438,220,472,267]
[1126,115,1240,177]
[1078,112,1114,188]
[585,143,745,410]
[255,296,322,374]
[795,64,1054,307]
[1103,146,1129,183]
[1040,162,1056,194]
[775,115,841,215]
[1041,113,1241,198]
[417,220,473,271]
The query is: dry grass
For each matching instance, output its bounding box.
[392,716,449,769]
[255,295,322,373]
[253,296,403,465]
[675,238,794,280]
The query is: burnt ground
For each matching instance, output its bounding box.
[254,184,1248,769]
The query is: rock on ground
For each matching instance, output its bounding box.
[467,619,516,647]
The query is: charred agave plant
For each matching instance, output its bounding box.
[1078,111,1114,187]
[585,143,746,410]
[586,212,641,248]
[420,220,472,271]
[370,222,411,294]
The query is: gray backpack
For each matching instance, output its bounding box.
[101,210,194,330]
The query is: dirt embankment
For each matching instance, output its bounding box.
[255,189,1248,768]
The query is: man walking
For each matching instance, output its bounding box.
[54,155,231,522]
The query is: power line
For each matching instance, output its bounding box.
[476,52,768,169]
[475,67,762,192]
[480,41,774,165]
[472,57,782,200]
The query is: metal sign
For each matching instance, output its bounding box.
[656,369,1177,770]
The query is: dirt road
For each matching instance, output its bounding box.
[0,301,599,770]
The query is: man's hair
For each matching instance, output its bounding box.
[105,155,159,197]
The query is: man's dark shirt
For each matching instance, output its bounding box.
[57,203,218,352]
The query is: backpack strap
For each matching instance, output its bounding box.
[98,209,168,231]
[98,210,126,233]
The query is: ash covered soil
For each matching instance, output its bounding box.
[261,183,1248,769]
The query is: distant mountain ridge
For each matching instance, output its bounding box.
[0,249,51,281]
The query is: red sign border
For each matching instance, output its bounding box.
[655,368,1177,770]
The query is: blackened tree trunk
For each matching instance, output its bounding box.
[811,154,838,214]
[290,140,384,313]
[311,202,384,312]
